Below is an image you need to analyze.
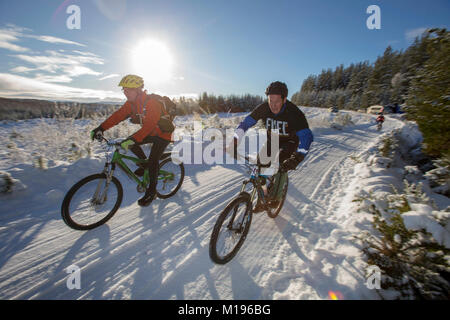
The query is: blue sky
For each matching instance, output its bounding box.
[0,0,448,102]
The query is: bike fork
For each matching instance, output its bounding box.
[240,180,258,202]
[93,163,115,204]
[226,180,257,231]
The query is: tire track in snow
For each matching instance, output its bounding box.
[4,166,246,299]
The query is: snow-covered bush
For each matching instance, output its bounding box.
[0,116,140,167]
[0,171,26,194]
[0,171,14,193]
[333,113,354,127]
[9,129,23,140]
[424,158,450,197]
[33,155,48,170]
[307,112,355,130]
[361,196,450,299]
[353,131,450,299]
[379,136,397,158]
[357,183,450,299]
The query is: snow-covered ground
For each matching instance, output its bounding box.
[0,108,448,299]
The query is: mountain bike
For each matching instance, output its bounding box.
[61,137,184,230]
[209,154,289,264]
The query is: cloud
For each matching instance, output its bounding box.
[1,24,114,100]
[0,73,124,101]
[4,23,32,33]
[72,50,101,57]
[405,27,428,42]
[0,27,30,52]
[12,50,104,81]
[10,66,35,73]
[64,65,102,77]
[0,23,86,53]
[14,50,104,66]
[33,74,74,83]
[28,35,86,47]
[99,74,120,81]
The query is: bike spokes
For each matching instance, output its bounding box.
[156,158,184,198]
[210,197,252,264]
[62,174,122,230]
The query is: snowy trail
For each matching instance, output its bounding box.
[0,114,404,299]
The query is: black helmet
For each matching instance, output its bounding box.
[265,81,288,98]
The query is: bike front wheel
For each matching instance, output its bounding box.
[209,193,252,264]
[61,173,123,230]
[156,157,185,199]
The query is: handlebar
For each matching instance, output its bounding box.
[106,140,122,147]
[238,153,272,168]
[94,136,123,149]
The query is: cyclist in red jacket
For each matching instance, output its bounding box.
[376,112,385,123]
[90,75,174,207]
[376,112,385,131]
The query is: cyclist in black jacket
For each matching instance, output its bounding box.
[229,81,313,210]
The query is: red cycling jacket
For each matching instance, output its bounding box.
[376,115,385,123]
[99,91,172,143]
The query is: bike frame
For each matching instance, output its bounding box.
[112,151,150,188]
[224,162,277,233]
[236,154,280,220]
[100,139,175,192]
[240,166,267,205]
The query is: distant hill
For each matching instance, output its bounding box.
[0,97,122,120]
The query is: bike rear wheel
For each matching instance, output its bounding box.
[209,193,252,264]
[156,157,185,199]
[61,173,123,230]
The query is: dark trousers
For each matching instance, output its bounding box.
[130,136,170,194]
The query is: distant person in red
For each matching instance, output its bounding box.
[376,112,385,131]
[376,112,385,123]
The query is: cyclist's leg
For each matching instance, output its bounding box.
[138,136,170,205]
[130,135,168,173]
[129,143,147,161]
[253,138,278,212]
[147,136,170,192]
[129,140,150,176]
[269,140,296,201]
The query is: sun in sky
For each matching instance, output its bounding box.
[131,39,174,85]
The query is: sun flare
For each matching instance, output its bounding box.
[131,39,174,84]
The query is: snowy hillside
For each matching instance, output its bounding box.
[0,108,448,300]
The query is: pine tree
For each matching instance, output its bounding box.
[364,46,398,106]
[332,64,345,90]
[406,29,450,158]
[347,61,372,109]
[342,63,355,89]
[317,69,333,91]
[390,72,407,103]
[300,75,317,92]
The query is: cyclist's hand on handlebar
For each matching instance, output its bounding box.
[281,153,304,171]
[90,126,104,141]
[120,139,135,152]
